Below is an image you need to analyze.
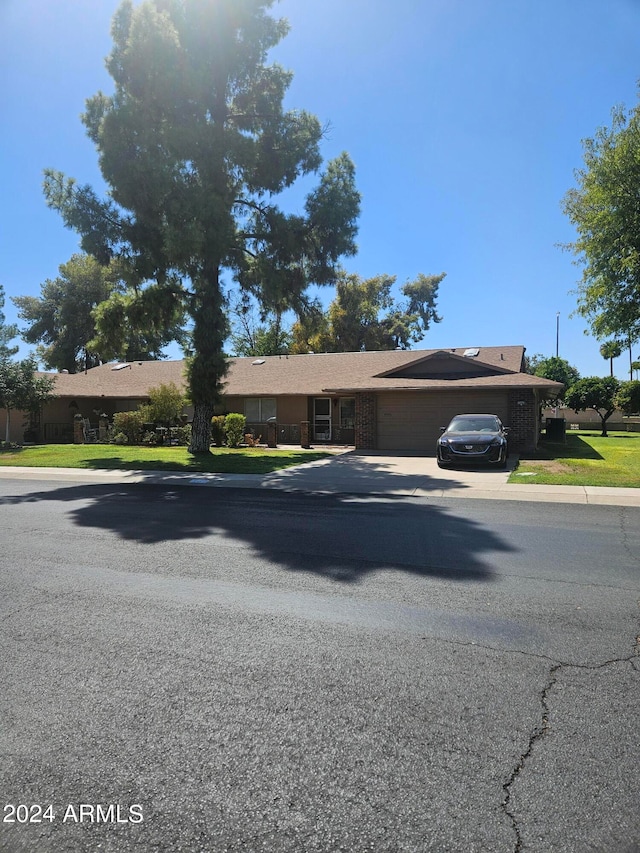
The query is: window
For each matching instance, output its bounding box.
[244,398,276,422]
[339,397,355,429]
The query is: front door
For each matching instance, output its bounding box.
[313,398,332,441]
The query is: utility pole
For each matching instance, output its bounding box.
[554,312,560,419]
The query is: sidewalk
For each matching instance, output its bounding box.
[1,451,639,506]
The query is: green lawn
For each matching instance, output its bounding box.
[0,444,333,475]
[509,431,640,488]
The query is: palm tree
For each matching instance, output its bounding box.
[599,340,622,376]
[632,360,640,380]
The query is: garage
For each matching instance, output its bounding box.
[376,390,510,451]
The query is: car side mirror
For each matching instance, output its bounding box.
[504,427,511,434]
[439,426,446,432]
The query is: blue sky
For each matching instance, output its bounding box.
[1,0,639,378]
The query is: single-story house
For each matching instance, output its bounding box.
[3,345,563,451]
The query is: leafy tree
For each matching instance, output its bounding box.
[562,101,640,363]
[229,299,291,356]
[232,320,291,357]
[532,356,580,387]
[13,254,186,373]
[599,340,622,376]
[13,254,109,372]
[528,356,580,404]
[523,352,545,374]
[563,376,620,436]
[290,271,445,353]
[0,285,19,360]
[89,276,188,365]
[615,380,640,415]
[43,0,360,452]
[0,356,56,443]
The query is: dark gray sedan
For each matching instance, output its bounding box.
[436,414,509,468]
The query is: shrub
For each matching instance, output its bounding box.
[224,413,246,448]
[112,409,147,444]
[112,431,129,445]
[171,424,191,446]
[211,415,226,447]
[147,383,186,425]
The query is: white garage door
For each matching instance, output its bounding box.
[376,391,510,451]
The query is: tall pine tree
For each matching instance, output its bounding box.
[44,0,360,451]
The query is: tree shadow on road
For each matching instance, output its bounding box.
[0,479,516,583]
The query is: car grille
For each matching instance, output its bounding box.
[451,443,489,453]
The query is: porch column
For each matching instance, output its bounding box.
[300,421,310,449]
[73,415,84,444]
[99,414,109,442]
[266,420,277,448]
[507,390,537,451]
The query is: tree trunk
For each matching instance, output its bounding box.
[599,410,611,437]
[187,267,228,454]
[189,403,215,454]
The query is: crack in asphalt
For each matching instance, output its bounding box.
[501,603,640,853]
[500,510,640,852]
[502,663,561,853]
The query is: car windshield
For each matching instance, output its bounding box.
[447,416,500,433]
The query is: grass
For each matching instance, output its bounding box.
[0,443,333,475]
[509,431,640,488]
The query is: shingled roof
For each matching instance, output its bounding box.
[41,346,564,398]
[41,360,189,399]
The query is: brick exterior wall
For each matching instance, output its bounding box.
[507,389,538,451]
[355,393,376,449]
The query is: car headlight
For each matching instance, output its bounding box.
[490,438,504,446]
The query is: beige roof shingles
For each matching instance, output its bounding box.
[40,346,563,399]
[41,360,189,399]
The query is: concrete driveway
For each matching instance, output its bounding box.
[261,449,515,497]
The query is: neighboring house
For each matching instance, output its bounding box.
[3,346,563,451]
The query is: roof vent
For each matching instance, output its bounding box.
[252,359,266,366]
[463,348,480,358]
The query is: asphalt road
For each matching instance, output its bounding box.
[0,478,639,853]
